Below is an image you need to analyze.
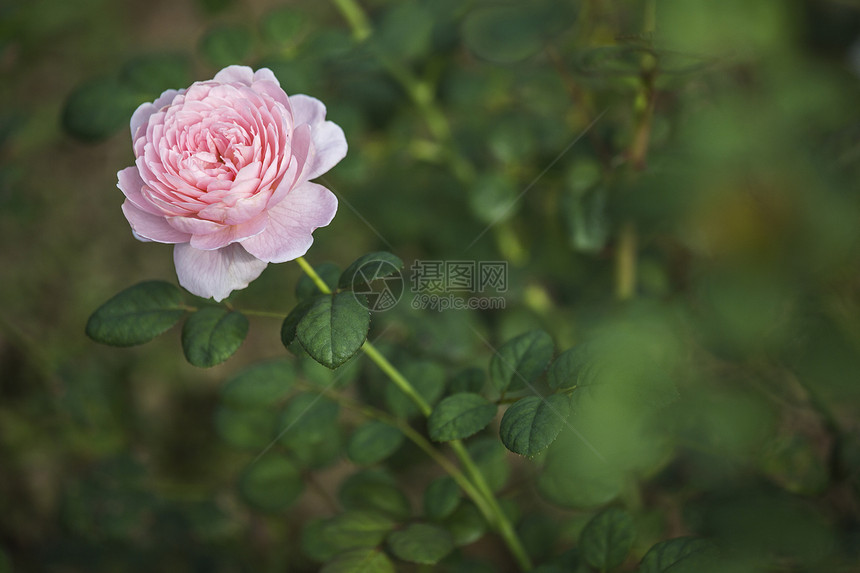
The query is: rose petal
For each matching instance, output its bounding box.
[174,242,268,301]
[253,68,281,86]
[130,89,181,141]
[117,166,162,215]
[122,201,192,244]
[304,120,347,180]
[289,94,326,128]
[189,211,268,251]
[213,65,255,86]
[240,181,337,263]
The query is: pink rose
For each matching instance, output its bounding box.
[117,65,346,301]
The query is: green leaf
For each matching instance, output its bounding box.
[462,4,547,64]
[303,518,336,562]
[181,307,248,367]
[296,293,370,369]
[220,359,295,408]
[321,511,396,551]
[62,76,141,142]
[547,344,598,390]
[387,523,454,565]
[338,470,411,520]
[214,404,277,450]
[563,184,610,254]
[384,360,446,418]
[428,393,497,442]
[374,2,435,63]
[277,392,340,448]
[448,367,485,394]
[199,24,253,68]
[86,281,186,346]
[537,431,624,509]
[443,501,487,546]
[321,548,395,573]
[423,476,460,521]
[296,262,340,300]
[490,330,554,394]
[120,53,190,97]
[281,297,316,348]
[639,537,719,573]
[579,507,636,570]
[346,421,404,465]
[338,251,404,291]
[467,172,518,224]
[499,394,570,457]
[238,455,303,511]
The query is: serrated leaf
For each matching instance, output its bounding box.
[297,293,370,368]
[220,359,295,408]
[490,330,554,394]
[387,523,454,565]
[181,307,248,367]
[499,394,570,457]
[281,297,315,348]
[346,421,404,465]
[339,470,411,521]
[321,548,395,573]
[384,360,446,419]
[338,251,404,290]
[296,262,340,300]
[547,344,598,390]
[199,24,253,68]
[321,511,396,552]
[579,507,635,570]
[62,77,141,142]
[238,455,303,511]
[423,476,460,521]
[86,281,186,346]
[428,393,497,442]
[639,537,719,573]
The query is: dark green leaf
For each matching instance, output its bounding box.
[181,307,248,367]
[296,262,340,300]
[338,251,404,291]
[303,518,336,562]
[547,344,598,390]
[281,297,315,348]
[467,172,518,224]
[86,281,186,346]
[499,394,570,457]
[517,513,560,563]
[338,470,411,520]
[321,511,396,551]
[199,24,253,68]
[423,476,460,521]
[639,537,719,573]
[387,523,454,565]
[384,360,446,418]
[62,77,141,142]
[490,330,554,394]
[537,431,624,509]
[220,359,295,408]
[428,393,497,442]
[579,507,635,570]
[321,548,395,573]
[238,455,303,511]
[296,293,370,368]
[443,501,487,546]
[346,421,404,465]
[448,367,486,394]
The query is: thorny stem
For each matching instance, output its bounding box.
[295,256,533,571]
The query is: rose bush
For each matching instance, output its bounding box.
[117,65,346,301]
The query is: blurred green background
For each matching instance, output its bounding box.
[2,0,860,571]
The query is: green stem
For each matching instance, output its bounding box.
[332,0,372,41]
[295,257,533,571]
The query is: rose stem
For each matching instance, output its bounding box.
[295,256,533,571]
